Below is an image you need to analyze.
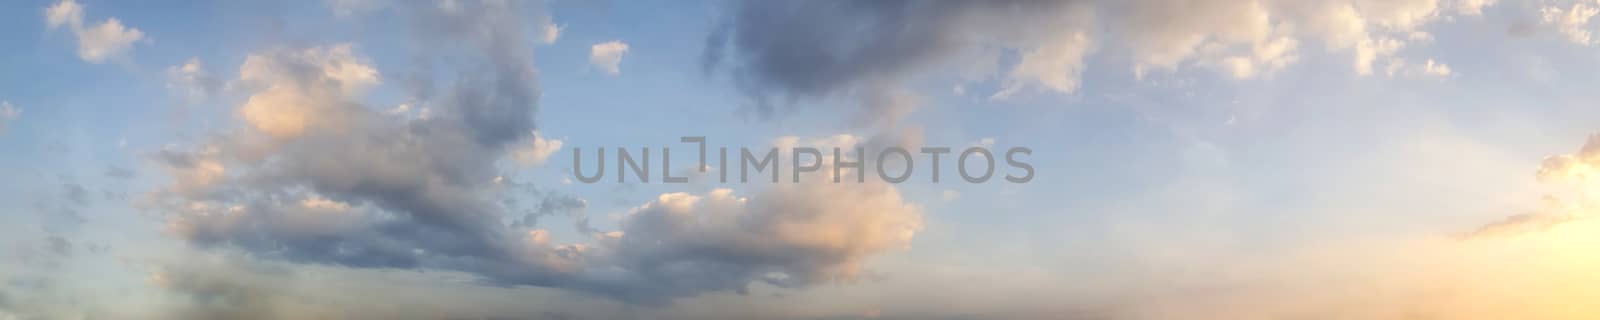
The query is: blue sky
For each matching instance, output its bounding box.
[7,0,1600,319]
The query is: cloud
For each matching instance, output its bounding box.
[1464,132,1600,238]
[145,1,924,306]
[512,131,564,166]
[1468,209,1581,238]
[63,183,89,206]
[991,29,1095,99]
[1382,57,1454,78]
[136,251,655,320]
[1535,132,1600,187]
[105,165,137,179]
[324,0,385,17]
[157,48,924,298]
[233,44,379,138]
[0,101,19,134]
[43,0,82,29]
[1456,0,1498,16]
[45,236,72,257]
[153,0,548,273]
[704,0,1480,121]
[589,41,630,75]
[150,146,226,198]
[43,0,145,63]
[594,182,922,303]
[1542,1,1600,45]
[704,1,1091,121]
[539,23,563,44]
[166,58,221,104]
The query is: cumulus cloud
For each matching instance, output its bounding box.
[43,0,82,29]
[44,0,145,63]
[152,0,548,276]
[1542,1,1600,45]
[148,2,922,305]
[512,131,563,166]
[589,40,629,75]
[233,44,379,138]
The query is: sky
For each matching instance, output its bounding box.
[7,0,1600,319]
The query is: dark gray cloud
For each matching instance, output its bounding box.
[703,1,1088,123]
[513,192,589,230]
[62,182,89,206]
[104,165,136,179]
[33,201,85,233]
[46,236,72,257]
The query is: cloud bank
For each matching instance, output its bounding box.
[703,0,1481,122]
[147,1,922,306]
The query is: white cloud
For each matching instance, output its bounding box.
[1212,36,1299,79]
[589,40,629,75]
[43,0,144,63]
[994,30,1093,99]
[1383,57,1454,78]
[1355,0,1442,30]
[1355,37,1405,75]
[76,18,143,62]
[1421,58,1452,77]
[538,22,562,44]
[44,0,82,29]
[1542,2,1600,45]
[1456,0,1497,16]
[1118,0,1276,76]
[1076,0,1455,80]
[512,131,563,166]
